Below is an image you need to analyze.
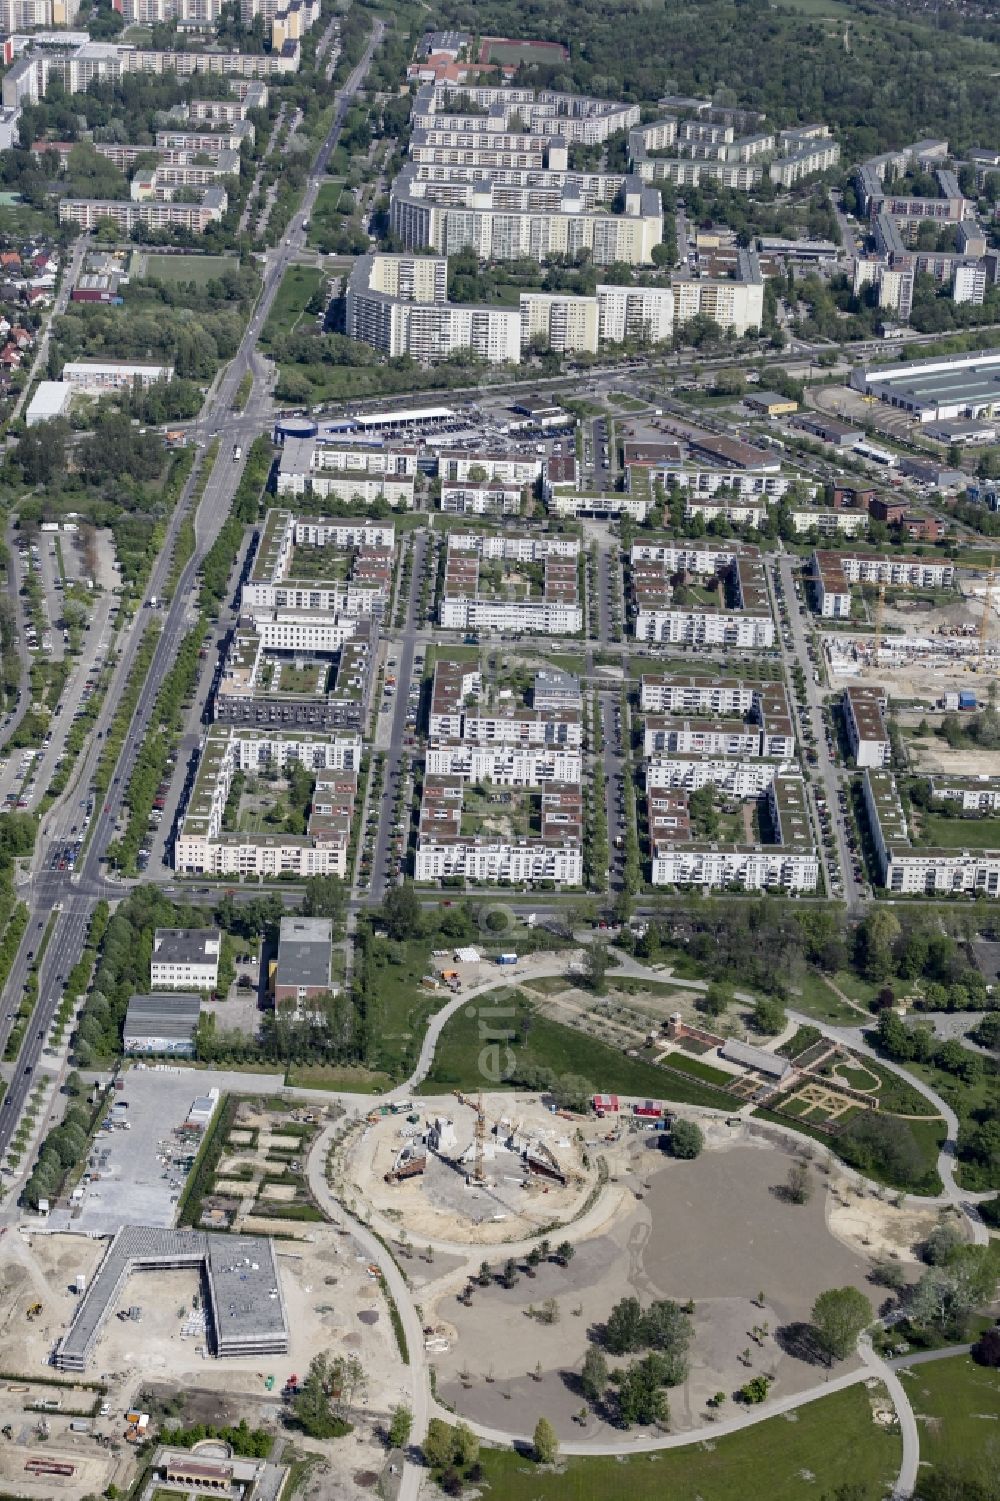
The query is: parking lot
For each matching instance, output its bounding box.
[47,1066,283,1234]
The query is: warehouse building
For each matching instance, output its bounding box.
[123,993,201,1056]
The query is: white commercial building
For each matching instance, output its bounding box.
[25,380,72,426]
[62,360,174,391]
[150,928,222,991]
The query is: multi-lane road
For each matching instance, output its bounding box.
[0,20,386,1164]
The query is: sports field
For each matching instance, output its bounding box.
[141,253,238,285]
[480,36,569,66]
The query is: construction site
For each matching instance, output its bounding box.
[823,562,1000,704]
[343,1092,596,1244]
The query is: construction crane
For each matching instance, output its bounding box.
[978,555,996,672]
[472,1091,486,1185]
[872,582,885,665]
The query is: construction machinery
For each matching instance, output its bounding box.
[26,1302,42,1322]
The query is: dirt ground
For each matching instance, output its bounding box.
[426,1132,878,1439]
[341,1094,596,1247]
[826,1192,945,1266]
[0,1224,407,1501]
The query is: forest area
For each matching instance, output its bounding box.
[429,0,1000,158]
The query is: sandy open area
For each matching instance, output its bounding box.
[426,1132,879,1439]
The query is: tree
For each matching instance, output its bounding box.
[533,1416,559,1464]
[582,940,609,993]
[387,1404,412,1448]
[554,1240,575,1266]
[421,1418,455,1470]
[292,1353,355,1438]
[381,882,423,941]
[453,1422,479,1468]
[581,1346,608,1402]
[908,1246,999,1338]
[604,1296,645,1354]
[738,1375,771,1404]
[617,1356,668,1428]
[752,996,786,1035]
[667,1119,704,1159]
[857,909,901,983]
[811,1287,872,1364]
[786,1159,813,1204]
[972,1327,1000,1368]
[699,983,728,1019]
[921,1223,963,1266]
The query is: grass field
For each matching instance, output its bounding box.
[483,38,569,65]
[261,266,323,344]
[417,990,737,1107]
[474,1383,901,1500]
[919,814,1000,849]
[903,1353,1000,1473]
[791,970,868,1026]
[142,253,237,285]
[285,1063,392,1094]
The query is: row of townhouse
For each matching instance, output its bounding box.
[174,726,360,878]
[811,549,955,618]
[651,775,818,892]
[413,774,584,885]
[863,769,1000,895]
[275,438,417,507]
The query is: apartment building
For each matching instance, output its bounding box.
[390,167,663,267]
[437,452,541,485]
[0,0,79,25]
[3,40,293,110]
[788,508,869,538]
[414,774,583,884]
[597,283,674,345]
[175,726,359,878]
[811,549,955,617]
[215,619,375,731]
[649,465,811,500]
[864,769,1000,895]
[275,438,415,507]
[61,360,173,390]
[346,253,520,365]
[439,531,582,636]
[428,658,581,747]
[243,510,394,618]
[58,189,226,233]
[929,777,1000,814]
[671,250,764,335]
[440,480,523,515]
[520,291,599,354]
[425,743,582,785]
[631,549,774,648]
[843,685,891,768]
[651,776,818,892]
[639,674,793,756]
[646,755,786,796]
[411,80,638,145]
[769,130,840,186]
[273,916,333,1009]
[636,157,763,190]
[643,717,767,758]
[150,928,222,991]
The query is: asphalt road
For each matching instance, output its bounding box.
[370,532,426,897]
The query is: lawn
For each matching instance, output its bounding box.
[417,990,738,1107]
[142,252,238,285]
[261,266,324,345]
[790,970,867,1026]
[285,1063,392,1094]
[902,1353,1000,1473]
[474,1383,901,1500]
[369,937,446,1078]
[919,814,1000,849]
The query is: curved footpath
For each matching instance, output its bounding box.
[302,953,993,1495]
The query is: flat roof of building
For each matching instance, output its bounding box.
[153,928,221,965]
[276,915,332,989]
[124,994,201,1041]
[57,1226,288,1369]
